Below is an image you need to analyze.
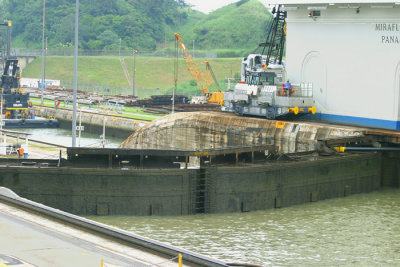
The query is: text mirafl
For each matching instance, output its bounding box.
[375,23,400,44]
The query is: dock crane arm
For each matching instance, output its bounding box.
[0,20,12,59]
[174,33,207,95]
[259,5,287,66]
[174,33,224,105]
[205,61,222,93]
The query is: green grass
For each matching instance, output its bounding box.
[23,56,242,98]
[116,113,158,120]
[24,57,128,86]
[123,106,162,116]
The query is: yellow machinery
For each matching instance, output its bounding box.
[174,33,223,105]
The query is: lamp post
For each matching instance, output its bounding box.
[173,39,178,114]
[119,38,121,57]
[72,0,79,147]
[0,94,3,131]
[44,37,47,84]
[41,0,45,105]
[132,49,137,97]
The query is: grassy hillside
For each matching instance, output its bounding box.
[189,0,271,51]
[158,0,272,58]
[138,0,272,57]
[6,0,271,56]
[23,56,242,98]
[170,8,206,47]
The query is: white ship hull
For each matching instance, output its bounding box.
[280,1,400,130]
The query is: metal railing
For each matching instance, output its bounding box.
[276,82,313,97]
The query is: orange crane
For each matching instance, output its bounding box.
[174,33,224,105]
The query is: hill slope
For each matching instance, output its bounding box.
[3,0,188,51]
[2,0,271,53]
[189,0,271,50]
[23,56,242,97]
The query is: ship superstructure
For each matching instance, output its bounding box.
[265,0,400,130]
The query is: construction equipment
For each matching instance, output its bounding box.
[0,20,30,119]
[222,6,316,119]
[174,33,224,105]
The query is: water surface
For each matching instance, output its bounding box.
[90,188,400,266]
[14,128,124,148]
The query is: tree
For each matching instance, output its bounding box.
[52,14,75,45]
[2,0,272,52]
[98,30,119,47]
[23,21,42,42]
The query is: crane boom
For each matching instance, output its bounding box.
[174,33,223,105]
[260,5,286,65]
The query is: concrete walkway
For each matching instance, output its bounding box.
[0,201,178,267]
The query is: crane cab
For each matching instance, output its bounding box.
[222,55,315,119]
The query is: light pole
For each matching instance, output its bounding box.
[173,39,178,114]
[0,94,3,131]
[6,20,11,57]
[78,108,82,147]
[132,49,137,97]
[192,39,195,58]
[44,37,47,84]
[119,38,121,57]
[72,0,79,147]
[41,0,45,105]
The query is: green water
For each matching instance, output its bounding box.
[90,188,400,266]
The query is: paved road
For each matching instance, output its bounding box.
[0,202,177,267]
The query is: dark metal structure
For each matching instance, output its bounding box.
[0,20,11,59]
[67,145,274,169]
[0,20,30,119]
[260,5,287,65]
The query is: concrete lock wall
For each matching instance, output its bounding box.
[0,153,381,216]
[28,108,366,152]
[211,153,381,213]
[381,151,400,187]
[17,56,36,70]
[0,167,194,216]
[121,111,365,153]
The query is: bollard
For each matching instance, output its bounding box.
[178,253,182,267]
